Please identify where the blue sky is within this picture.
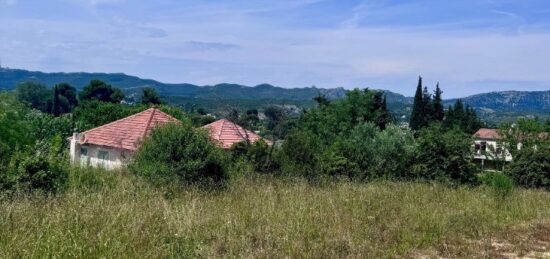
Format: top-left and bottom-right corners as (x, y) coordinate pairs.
(1, 0), (550, 97)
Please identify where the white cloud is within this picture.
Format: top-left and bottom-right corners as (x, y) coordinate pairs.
(1, 0), (549, 97)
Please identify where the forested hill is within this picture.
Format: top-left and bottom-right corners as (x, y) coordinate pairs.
(1, 68), (549, 122)
(0, 68), (347, 100)
(445, 91), (550, 112)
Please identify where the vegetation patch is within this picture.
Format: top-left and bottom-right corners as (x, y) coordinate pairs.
(1, 174), (550, 258)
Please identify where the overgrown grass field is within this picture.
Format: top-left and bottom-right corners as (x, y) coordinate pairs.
(1, 169), (550, 258)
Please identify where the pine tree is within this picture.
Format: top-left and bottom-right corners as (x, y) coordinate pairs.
(141, 87), (162, 105)
(409, 76), (424, 130)
(443, 105), (455, 128)
(313, 94), (330, 107)
(433, 82), (444, 121)
(453, 99), (465, 127)
(422, 86), (433, 127)
(442, 99), (483, 133)
(464, 105), (483, 134)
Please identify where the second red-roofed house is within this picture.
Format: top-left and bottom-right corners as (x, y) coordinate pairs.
(69, 108), (178, 170)
(202, 119), (267, 149)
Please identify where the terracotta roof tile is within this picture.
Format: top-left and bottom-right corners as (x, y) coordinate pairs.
(202, 119), (265, 148)
(473, 128), (502, 140)
(77, 108), (178, 151)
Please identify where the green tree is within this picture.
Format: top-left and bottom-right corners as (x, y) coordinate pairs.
(141, 87), (162, 105)
(372, 91), (392, 129)
(422, 86), (434, 126)
(0, 93), (33, 164)
(51, 83), (78, 116)
(412, 123), (478, 184)
(410, 76), (424, 130)
(73, 101), (146, 131)
(313, 94), (330, 107)
(79, 80), (124, 103)
(433, 82), (444, 121)
(443, 100), (482, 134)
(15, 81), (52, 112)
(506, 145), (550, 189)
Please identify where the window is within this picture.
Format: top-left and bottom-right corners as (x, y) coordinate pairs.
(474, 143), (481, 151)
(80, 147), (88, 156)
(98, 150), (109, 161)
(480, 141), (487, 151)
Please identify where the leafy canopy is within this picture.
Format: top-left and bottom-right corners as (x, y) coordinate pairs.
(79, 80), (124, 103)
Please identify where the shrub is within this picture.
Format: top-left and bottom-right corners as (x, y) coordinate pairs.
(0, 150), (68, 194)
(505, 145), (550, 190)
(479, 171), (514, 198)
(281, 123), (416, 182)
(279, 130), (320, 178)
(230, 140), (272, 173)
(130, 123), (228, 186)
(412, 123), (478, 184)
(334, 123), (415, 180)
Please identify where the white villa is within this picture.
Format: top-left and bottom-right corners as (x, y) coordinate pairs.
(473, 128), (515, 169)
(69, 108), (178, 170)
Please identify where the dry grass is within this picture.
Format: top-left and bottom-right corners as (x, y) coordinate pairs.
(1, 169), (550, 258)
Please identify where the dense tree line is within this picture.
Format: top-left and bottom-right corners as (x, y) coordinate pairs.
(1, 77), (549, 195)
(410, 77), (483, 133)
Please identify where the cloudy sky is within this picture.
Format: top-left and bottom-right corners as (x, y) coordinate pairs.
(1, 0), (549, 97)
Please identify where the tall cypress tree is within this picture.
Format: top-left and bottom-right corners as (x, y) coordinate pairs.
(443, 105), (454, 128)
(433, 82), (444, 121)
(378, 94), (391, 130)
(422, 86), (433, 127)
(454, 99), (465, 125)
(410, 76), (424, 130)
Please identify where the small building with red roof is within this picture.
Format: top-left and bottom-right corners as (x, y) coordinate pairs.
(473, 128), (502, 140)
(202, 119), (266, 149)
(472, 128), (513, 169)
(69, 108), (178, 169)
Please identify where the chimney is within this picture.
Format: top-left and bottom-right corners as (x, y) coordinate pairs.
(69, 132), (80, 164)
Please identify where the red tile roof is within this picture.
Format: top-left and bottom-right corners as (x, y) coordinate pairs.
(202, 119), (264, 149)
(473, 128), (502, 140)
(76, 108), (178, 151)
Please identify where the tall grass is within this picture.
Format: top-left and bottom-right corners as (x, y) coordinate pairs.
(1, 169), (550, 258)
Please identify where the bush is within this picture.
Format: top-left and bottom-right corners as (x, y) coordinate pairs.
(279, 130), (320, 178)
(130, 123), (228, 186)
(281, 123), (415, 182)
(479, 171), (514, 198)
(334, 123), (415, 180)
(230, 140), (272, 173)
(0, 150), (68, 194)
(506, 145), (550, 190)
(412, 123), (478, 184)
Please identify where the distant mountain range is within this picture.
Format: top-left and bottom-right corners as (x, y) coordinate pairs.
(0, 68), (348, 100)
(1, 67), (549, 124)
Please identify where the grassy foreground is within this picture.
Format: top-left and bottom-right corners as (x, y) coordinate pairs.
(1, 170), (550, 258)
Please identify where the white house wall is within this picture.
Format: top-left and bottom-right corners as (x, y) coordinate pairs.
(70, 138), (131, 170)
(473, 139), (513, 162)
